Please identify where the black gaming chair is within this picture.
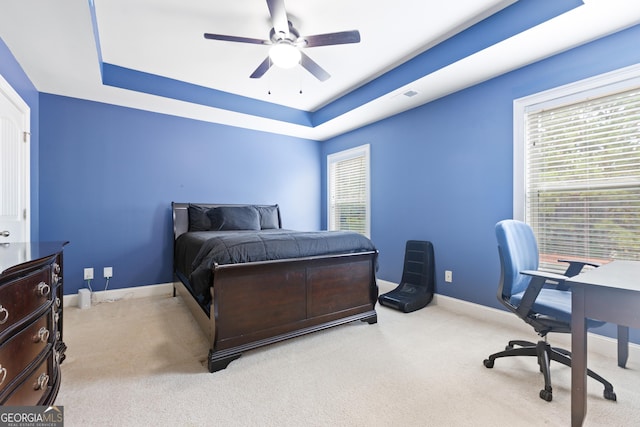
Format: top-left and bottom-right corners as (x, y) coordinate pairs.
(378, 240), (434, 313)
(483, 220), (616, 402)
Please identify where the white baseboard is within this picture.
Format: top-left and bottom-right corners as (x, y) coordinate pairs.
(63, 282), (174, 308)
(378, 279), (639, 361)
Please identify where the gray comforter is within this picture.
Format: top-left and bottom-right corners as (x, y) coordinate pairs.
(175, 229), (376, 302)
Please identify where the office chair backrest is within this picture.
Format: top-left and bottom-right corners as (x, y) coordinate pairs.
(495, 220), (539, 300)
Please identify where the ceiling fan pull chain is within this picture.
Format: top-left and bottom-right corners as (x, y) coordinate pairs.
(268, 58), (272, 95)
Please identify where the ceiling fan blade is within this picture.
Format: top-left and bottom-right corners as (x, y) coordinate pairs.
(249, 57), (273, 79)
(266, 0), (290, 38)
(303, 30), (361, 48)
(204, 33), (270, 45)
(300, 52), (330, 82)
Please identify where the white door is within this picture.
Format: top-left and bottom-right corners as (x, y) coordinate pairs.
(0, 74), (30, 243)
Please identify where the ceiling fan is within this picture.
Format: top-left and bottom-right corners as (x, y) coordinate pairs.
(203, 0), (361, 82)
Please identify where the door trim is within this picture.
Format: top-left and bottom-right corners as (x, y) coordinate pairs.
(0, 73), (31, 242)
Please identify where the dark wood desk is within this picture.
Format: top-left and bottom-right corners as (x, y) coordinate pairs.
(568, 260), (640, 426)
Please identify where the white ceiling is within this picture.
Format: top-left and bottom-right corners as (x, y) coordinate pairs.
(95, 0), (508, 112)
(1, 0), (640, 140)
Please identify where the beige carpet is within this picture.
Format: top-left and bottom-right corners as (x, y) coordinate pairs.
(55, 282), (639, 426)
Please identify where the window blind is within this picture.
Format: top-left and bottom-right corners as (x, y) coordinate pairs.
(328, 145), (370, 237)
(525, 86), (640, 271)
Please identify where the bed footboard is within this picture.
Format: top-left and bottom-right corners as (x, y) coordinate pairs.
(203, 250), (378, 372)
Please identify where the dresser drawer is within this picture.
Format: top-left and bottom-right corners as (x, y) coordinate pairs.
(0, 267), (53, 336)
(0, 311), (51, 391)
(2, 352), (54, 406)
(0, 242), (66, 406)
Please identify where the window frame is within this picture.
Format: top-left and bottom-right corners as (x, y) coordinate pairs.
(327, 144), (371, 238)
(513, 63), (640, 267)
(514, 63), (640, 219)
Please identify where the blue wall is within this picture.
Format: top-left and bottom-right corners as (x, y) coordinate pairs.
(3, 20), (639, 343)
(321, 24), (640, 342)
(0, 38), (40, 239)
(38, 95), (321, 294)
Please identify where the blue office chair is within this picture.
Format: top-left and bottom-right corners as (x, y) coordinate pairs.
(483, 220), (616, 402)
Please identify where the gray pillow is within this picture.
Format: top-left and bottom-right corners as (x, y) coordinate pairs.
(188, 204), (211, 231)
(255, 205), (280, 229)
(207, 206), (261, 231)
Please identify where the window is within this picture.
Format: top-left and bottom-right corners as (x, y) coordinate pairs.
(514, 64), (640, 271)
(327, 144), (370, 237)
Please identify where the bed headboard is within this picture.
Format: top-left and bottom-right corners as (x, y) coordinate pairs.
(172, 202), (282, 240)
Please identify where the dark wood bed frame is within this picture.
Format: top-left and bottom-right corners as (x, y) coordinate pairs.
(172, 202), (379, 372)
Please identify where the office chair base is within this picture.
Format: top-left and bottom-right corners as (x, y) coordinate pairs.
(483, 339), (617, 402)
(540, 387), (553, 402)
(604, 389), (617, 401)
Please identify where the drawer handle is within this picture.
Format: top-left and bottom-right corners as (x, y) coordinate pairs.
(0, 305), (8, 324)
(53, 262), (61, 274)
(34, 373), (49, 390)
(0, 365), (6, 385)
(34, 327), (50, 343)
(37, 282), (50, 297)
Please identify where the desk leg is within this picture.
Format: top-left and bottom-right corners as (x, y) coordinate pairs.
(618, 325), (629, 368)
(572, 287), (588, 427)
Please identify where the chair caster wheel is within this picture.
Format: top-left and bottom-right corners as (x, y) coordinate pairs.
(483, 359), (494, 368)
(604, 389), (617, 401)
(539, 389), (553, 402)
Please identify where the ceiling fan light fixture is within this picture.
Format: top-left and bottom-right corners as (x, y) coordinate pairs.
(269, 42), (301, 69)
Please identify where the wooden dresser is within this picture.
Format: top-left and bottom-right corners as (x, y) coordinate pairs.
(0, 241), (68, 405)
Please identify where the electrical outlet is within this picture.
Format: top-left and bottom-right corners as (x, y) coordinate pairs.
(84, 268), (94, 280)
(445, 270), (453, 283)
(104, 267), (113, 278)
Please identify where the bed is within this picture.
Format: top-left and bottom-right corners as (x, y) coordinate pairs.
(172, 202), (379, 372)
